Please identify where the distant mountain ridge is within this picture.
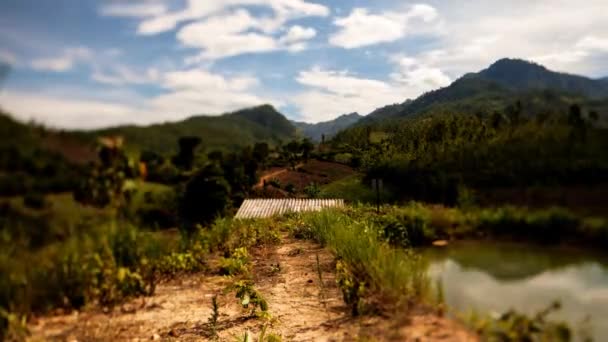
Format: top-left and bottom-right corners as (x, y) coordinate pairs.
(292, 112), (363, 141)
(364, 58), (608, 122)
(92, 104), (297, 154)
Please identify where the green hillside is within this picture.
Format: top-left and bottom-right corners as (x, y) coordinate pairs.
(364, 59), (608, 123)
(92, 104), (297, 154)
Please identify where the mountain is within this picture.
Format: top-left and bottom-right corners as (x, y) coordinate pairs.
(93, 104), (297, 154)
(475, 58), (608, 98)
(365, 58), (608, 122)
(293, 112), (363, 142)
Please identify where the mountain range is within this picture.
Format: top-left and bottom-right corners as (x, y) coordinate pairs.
(2, 58), (607, 158)
(364, 58), (608, 122)
(292, 113), (363, 142)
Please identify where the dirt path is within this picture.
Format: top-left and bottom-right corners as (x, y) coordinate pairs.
(255, 164), (304, 189)
(27, 235), (476, 341)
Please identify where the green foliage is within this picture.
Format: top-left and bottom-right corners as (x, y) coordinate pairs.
(336, 108), (608, 205)
(229, 280), (269, 317)
(303, 182), (321, 198)
(336, 260), (366, 316)
(292, 209), (431, 307)
(73, 142), (137, 209)
(92, 105), (296, 155)
(178, 164), (231, 234)
(219, 247), (250, 276)
(172, 136), (202, 170)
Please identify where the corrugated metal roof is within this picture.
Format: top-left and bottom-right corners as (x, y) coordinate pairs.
(234, 198), (344, 219)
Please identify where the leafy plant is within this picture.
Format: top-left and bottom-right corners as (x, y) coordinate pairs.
(219, 247), (250, 276)
(336, 260), (366, 316)
(207, 295), (220, 340)
(229, 280), (269, 317)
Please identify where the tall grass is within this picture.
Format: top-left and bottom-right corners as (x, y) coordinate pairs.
(296, 210), (431, 308)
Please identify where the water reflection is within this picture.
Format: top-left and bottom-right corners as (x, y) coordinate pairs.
(423, 241), (608, 341)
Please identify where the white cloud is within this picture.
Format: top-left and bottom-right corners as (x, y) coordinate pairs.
(30, 47), (92, 72)
(280, 25), (316, 44)
(329, 4), (440, 49)
(100, 2), (167, 18)
(406, 0), (608, 78)
(293, 67), (404, 122)
(292, 58), (452, 122)
(0, 90), (145, 129)
(91, 65), (160, 85)
(136, 0), (329, 35)
(0, 68), (279, 128)
(177, 10), (279, 60)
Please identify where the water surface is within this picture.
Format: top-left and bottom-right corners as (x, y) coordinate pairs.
(423, 241), (608, 340)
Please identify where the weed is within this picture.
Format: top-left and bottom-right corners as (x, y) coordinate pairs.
(207, 295), (219, 340)
(229, 280), (269, 317)
(219, 247), (250, 276)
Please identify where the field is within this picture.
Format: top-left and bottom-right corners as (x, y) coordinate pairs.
(257, 160), (355, 194)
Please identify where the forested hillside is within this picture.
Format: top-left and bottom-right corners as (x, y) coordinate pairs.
(364, 59), (608, 123)
(92, 104), (297, 154)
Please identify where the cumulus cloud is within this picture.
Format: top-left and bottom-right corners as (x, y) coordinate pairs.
(293, 67), (404, 122)
(292, 58), (452, 122)
(134, 0), (328, 35)
(0, 67), (278, 128)
(177, 10), (280, 60)
(0, 90), (145, 129)
(329, 4), (440, 49)
(407, 0), (608, 77)
(116, 0), (329, 60)
(280, 25), (317, 44)
(30, 47), (92, 72)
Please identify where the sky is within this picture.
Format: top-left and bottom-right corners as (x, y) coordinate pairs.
(0, 0), (607, 129)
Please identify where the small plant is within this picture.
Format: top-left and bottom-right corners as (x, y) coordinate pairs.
(219, 247), (250, 276)
(303, 182), (321, 198)
(259, 324), (283, 342)
(229, 280), (269, 317)
(207, 295), (220, 340)
(336, 260), (365, 316)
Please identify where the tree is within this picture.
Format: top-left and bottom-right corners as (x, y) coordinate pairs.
(301, 139), (314, 162)
(253, 142), (269, 167)
(172, 136), (202, 170)
(178, 164), (231, 234)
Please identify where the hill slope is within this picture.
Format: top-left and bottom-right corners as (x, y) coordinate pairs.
(364, 58), (608, 122)
(93, 104), (297, 154)
(293, 113), (362, 141)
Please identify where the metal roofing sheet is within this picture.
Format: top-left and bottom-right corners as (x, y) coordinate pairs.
(234, 198), (344, 219)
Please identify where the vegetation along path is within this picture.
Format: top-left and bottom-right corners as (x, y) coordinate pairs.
(27, 232), (475, 341)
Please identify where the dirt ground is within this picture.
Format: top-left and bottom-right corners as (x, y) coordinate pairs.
(256, 160), (355, 193)
(27, 235), (476, 342)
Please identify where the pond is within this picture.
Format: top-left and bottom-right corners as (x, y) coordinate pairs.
(423, 241), (608, 341)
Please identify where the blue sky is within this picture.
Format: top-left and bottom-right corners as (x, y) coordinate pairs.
(0, 0), (607, 129)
